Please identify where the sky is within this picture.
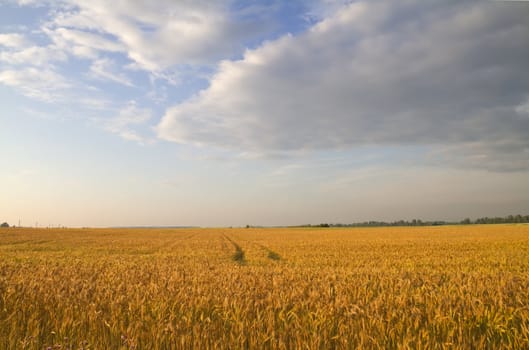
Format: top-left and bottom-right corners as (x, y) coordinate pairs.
(1, 0), (529, 227)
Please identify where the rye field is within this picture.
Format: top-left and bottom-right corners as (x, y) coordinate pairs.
(1, 225), (529, 349)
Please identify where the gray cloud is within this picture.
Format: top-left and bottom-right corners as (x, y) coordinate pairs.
(157, 1), (529, 170)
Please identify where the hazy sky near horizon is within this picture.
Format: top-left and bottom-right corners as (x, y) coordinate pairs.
(1, 0), (529, 227)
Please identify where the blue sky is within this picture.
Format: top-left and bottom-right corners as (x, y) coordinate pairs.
(1, 0), (529, 227)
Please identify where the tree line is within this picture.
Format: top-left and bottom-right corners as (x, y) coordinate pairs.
(301, 214), (529, 228)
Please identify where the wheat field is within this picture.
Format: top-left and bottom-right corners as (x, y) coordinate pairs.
(1, 225), (529, 349)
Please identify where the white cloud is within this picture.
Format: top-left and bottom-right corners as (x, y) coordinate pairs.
(0, 45), (67, 66)
(157, 1), (529, 171)
(0, 68), (70, 102)
(15, 0), (41, 5)
(89, 58), (134, 87)
(0, 33), (30, 48)
(100, 101), (153, 143)
(0, 0), (287, 110)
(47, 27), (125, 58)
(45, 0), (266, 72)
(76, 97), (113, 110)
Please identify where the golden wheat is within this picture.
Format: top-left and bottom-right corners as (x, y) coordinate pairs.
(1, 225), (528, 349)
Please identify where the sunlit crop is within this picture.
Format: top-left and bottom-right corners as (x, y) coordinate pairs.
(1, 225), (529, 349)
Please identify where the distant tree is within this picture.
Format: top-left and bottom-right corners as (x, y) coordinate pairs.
(1, 222), (9, 228)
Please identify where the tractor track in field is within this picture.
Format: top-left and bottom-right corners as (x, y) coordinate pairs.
(255, 243), (282, 261)
(222, 234), (246, 265)
(226, 234), (283, 262)
(219, 234), (230, 253)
